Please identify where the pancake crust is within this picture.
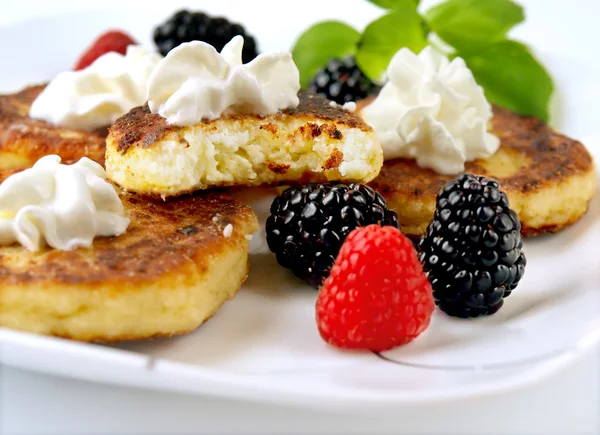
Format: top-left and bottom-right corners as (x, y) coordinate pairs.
(0, 190), (259, 342)
(106, 91), (382, 197)
(0, 84), (106, 170)
(112, 91), (371, 155)
(368, 105), (597, 237)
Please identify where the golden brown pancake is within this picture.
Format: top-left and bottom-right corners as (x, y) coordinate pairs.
(0, 84), (106, 170)
(366, 105), (597, 237)
(0, 188), (258, 342)
(105, 91), (383, 197)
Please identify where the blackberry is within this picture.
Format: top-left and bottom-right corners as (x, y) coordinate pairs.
(418, 173), (526, 318)
(266, 183), (399, 286)
(153, 10), (259, 63)
(308, 57), (379, 105)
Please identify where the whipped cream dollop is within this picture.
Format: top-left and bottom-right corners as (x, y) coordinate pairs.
(29, 46), (162, 131)
(0, 155), (129, 252)
(362, 47), (500, 174)
(147, 36), (300, 125)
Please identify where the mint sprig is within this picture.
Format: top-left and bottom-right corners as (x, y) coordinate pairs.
(459, 41), (553, 121)
(367, 0), (420, 8)
(291, 0), (554, 121)
(291, 21), (361, 88)
(356, 4), (427, 81)
(426, 0), (525, 50)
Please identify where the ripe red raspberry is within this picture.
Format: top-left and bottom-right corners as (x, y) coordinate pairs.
(316, 225), (434, 351)
(73, 30), (137, 71)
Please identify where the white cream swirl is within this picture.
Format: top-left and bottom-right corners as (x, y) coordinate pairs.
(147, 36), (300, 125)
(362, 47), (500, 174)
(29, 46), (162, 131)
(0, 155), (129, 252)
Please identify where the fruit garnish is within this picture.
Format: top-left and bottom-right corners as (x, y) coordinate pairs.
(308, 56), (380, 104)
(153, 10), (259, 63)
(266, 183), (399, 286)
(418, 173), (526, 318)
(73, 30), (137, 71)
(316, 225), (434, 351)
(291, 0), (553, 121)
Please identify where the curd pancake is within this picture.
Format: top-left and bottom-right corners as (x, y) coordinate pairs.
(0, 85), (107, 170)
(367, 105), (597, 238)
(105, 91), (383, 197)
(0, 189), (258, 342)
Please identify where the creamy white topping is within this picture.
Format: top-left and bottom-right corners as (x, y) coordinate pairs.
(29, 46), (162, 131)
(328, 101), (357, 112)
(0, 155), (129, 252)
(362, 47), (500, 174)
(147, 36), (300, 125)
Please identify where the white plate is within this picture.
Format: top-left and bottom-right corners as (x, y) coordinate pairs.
(0, 4), (599, 412)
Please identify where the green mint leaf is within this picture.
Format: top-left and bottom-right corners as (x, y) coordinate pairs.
(356, 4), (427, 82)
(291, 21), (361, 88)
(425, 0), (524, 49)
(367, 0), (420, 8)
(458, 40), (553, 121)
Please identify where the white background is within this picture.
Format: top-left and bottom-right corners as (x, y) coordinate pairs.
(0, 1), (599, 434)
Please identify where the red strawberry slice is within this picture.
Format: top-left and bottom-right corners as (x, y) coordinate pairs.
(74, 30), (137, 71)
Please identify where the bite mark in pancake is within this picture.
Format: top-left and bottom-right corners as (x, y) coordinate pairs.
(111, 91), (371, 154)
(106, 91), (382, 197)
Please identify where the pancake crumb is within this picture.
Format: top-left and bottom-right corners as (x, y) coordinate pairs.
(342, 102), (356, 112)
(328, 101), (357, 112)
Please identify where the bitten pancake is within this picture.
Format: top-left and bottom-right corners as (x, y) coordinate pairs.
(0, 84), (106, 170)
(367, 105), (597, 237)
(0, 190), (258, 342)
(105, 91), (383, 197)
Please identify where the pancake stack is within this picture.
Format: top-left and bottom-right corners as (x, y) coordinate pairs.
(0, 85), (382, 342)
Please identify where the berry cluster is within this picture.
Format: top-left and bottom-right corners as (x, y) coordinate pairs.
(267, 174), (526, 351)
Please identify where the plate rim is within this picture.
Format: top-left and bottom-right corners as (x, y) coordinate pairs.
(0, 8), (599, 411)
(2, 317), (600, 410)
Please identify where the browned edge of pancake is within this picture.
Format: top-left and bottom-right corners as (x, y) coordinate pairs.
(519, 208), (591, 238)
(109, 167), (354, 200)
(0, 84), (107, 168)
(401, 209), (591, 241)
(0, 191), (258, 287)
(44, 285), (241, 343)
(369, 105), (595, 199)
